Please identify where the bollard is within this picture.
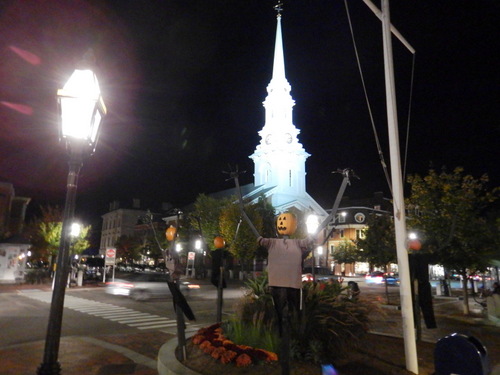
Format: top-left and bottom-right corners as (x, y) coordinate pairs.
(77, 270), (83, 286)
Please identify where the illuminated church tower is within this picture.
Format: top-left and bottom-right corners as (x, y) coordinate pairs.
(248, 10), (326, 217)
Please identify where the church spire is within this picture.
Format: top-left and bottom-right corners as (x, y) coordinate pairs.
(272, 2), (286, 83)
(250, 3), (310, 206)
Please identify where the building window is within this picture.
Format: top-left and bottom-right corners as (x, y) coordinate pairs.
(340, 229), (344, 238)
(356, 229), (365, 240)
(354, 212), (365, 223)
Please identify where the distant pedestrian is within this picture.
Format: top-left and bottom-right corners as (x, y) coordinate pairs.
(347, 281), (360, 299)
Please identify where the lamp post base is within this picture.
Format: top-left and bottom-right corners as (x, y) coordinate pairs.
(37, 361), (61, 375)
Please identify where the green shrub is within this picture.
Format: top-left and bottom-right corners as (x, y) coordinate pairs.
(233, 271), (276, 328)
(24, 268), (50, 284)
(291, 281), (371, 363)
(231, 273), (372, 364)
(223, 316), (280, 353)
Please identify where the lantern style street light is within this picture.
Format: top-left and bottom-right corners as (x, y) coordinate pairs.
(38, 51), (106, 375)
(306, 214), (319, 281)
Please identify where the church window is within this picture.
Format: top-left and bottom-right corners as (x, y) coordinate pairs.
(289, 170), (292, 187)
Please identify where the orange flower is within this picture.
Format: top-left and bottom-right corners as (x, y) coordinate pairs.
(211, 346), (226, 360)
(220, 350), (237, 364)
(192, 335), (206, 345)
(235, 353), (252, 367)
(203, 344), (215, 355)
(258, 349), (278, 362)
(200, 340), (215, 354)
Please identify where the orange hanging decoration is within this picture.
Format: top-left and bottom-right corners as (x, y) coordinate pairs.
(408, 239), (422, 251)
(214, 236), (225, 249)
(166, 225), (177, 241)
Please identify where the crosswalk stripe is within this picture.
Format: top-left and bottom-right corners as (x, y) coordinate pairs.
(138, 323), (178, 330)
(128, 321), (172, 327)
(19, 290), (194, 332)
(107, 313), (152, 321)
(114, 316), (166, 323)
(88, 310), (135, 318)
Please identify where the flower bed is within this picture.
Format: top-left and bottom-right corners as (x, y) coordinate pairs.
(191, 323), (278, 367)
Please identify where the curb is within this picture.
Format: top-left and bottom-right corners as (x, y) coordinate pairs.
(157, 338), (199, 375)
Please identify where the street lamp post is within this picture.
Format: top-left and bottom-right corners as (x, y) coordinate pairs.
(306, 214), (319, 281)
(38, 51), (106, 375)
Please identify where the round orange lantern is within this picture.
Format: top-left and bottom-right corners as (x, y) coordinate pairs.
(165, 225), (177, 241)
(408, 239), (422, 251)
(276, 212), (297, 236)
(214, 236), (225, 249)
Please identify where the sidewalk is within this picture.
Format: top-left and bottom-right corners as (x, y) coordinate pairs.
(0, 282), (168, 375)
(0, 334), (163, 375)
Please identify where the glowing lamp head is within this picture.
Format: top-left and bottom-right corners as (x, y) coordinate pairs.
(57, 53), (106, 154)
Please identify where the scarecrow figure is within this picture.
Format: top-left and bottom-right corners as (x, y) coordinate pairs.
(228, 167), (355, 375)
(257, 213), (313, 332)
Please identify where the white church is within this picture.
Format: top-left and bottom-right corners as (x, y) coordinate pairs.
(242, 11), (327, 219)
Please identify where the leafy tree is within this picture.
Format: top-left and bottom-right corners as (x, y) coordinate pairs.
(71, 225), (91, 255)
(25, 205), (90, 265)
(36, 222), (90, 264)
(190, 194), (233, 251)
(114, 234), (142, 262)
(253, 196), (276, 238)
(38, 222), (62, 261)
(357, 213), (396, 270)
(357, 213), (396, 302)
(25, 205), (63, 263)
(220, 202), (263, 272)
(406, 167), (499, 314)
(333, 239), (360, 265)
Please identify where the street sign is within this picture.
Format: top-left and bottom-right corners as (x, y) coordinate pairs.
(105, 248), (116, 265)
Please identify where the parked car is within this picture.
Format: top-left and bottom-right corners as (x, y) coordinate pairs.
(105, 272), (198, 301)
(302, 266), (336, 283)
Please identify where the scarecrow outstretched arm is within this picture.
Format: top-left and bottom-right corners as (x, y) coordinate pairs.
(314, 168), (355, 237)
(241, 210), (260, 238)
(230, 170), (261, 238)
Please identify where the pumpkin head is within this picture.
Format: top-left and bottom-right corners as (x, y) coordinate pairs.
(165, 225), (177, 241)
(214, 236), (225, 249)
(276, 212), (297, 236)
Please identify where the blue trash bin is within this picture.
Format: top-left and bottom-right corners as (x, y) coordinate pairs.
(434, 333), (489, 375)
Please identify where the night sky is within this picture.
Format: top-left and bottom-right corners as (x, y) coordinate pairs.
(1, 0), (499, 228)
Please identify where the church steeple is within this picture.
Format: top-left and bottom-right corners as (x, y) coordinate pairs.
(250, 6), (311, 210)
(270, 12), (287, 88)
